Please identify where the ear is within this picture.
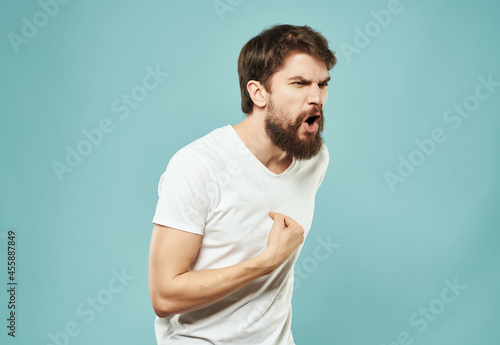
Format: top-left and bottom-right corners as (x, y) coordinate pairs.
(246, 80), (268, 109)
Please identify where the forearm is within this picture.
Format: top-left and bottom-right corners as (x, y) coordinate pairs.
(152, 252), (274, 317)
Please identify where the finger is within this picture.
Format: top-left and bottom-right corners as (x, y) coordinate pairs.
(282, 215), (296, 227)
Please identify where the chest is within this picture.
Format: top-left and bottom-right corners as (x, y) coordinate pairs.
(196, 169), (317, 269)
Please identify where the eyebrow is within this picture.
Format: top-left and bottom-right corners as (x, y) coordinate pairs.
(288, 75), (331, 84)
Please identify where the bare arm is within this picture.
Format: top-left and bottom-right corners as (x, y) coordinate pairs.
(148, 212), (304, 318)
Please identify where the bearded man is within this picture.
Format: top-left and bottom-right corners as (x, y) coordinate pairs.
(149, 24), (337, 345)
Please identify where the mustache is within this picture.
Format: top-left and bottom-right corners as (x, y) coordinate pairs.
(299, 106), (323, 122)
(291, 106), (325, 131)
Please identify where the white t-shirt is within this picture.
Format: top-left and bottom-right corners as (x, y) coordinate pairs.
(152, 124), (329, 345)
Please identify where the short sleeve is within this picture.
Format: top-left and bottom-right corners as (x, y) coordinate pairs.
(152, 147), (211, 235)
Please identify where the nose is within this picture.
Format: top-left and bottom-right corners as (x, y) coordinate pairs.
(307, 83), (325, 107)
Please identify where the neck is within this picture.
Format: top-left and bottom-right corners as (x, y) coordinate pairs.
(232, 110), (292, 174)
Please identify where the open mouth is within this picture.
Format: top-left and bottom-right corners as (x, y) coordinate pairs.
(305, 115), (319, 125)
(303, 114), (320, 133)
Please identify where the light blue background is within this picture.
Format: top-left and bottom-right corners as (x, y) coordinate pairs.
(1, 0), (499, 344)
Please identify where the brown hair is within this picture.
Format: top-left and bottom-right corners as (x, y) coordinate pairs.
(237, 24), (337, 115)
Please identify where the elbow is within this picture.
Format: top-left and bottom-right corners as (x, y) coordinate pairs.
(152, 306), (173, 319)
(150, 294), (181, 318)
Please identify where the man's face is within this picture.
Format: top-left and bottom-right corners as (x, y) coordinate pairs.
(264, 53), (330, 160)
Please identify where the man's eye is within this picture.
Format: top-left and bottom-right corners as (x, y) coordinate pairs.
(293, 82), (305, 85)
(319, 83), (328, 87)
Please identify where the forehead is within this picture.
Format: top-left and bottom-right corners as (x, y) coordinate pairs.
(273, 52), (329, 80)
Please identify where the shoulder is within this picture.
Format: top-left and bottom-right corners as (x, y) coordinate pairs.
(166, 125), (232, 173)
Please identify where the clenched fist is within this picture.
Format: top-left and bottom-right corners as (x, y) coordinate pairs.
(263, 211), (305, 272)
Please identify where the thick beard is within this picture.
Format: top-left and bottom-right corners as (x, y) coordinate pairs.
(264, 99), (325, 160)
